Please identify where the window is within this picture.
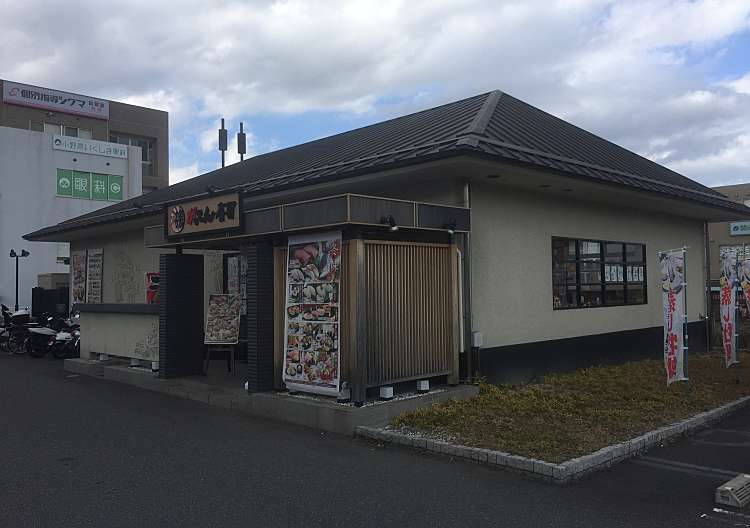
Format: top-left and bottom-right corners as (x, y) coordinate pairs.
(35, 122), (91, 138)
(552, 237), (647, 309)
(110, 132), (155, 176)
(44, 122), (62, 135)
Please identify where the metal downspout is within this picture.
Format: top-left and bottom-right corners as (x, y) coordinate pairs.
(462, 180), (473, 382)
(704, 220), (711, 352)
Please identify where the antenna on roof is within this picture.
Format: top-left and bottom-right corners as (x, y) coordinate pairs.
(238, 122), (246, 162)
(218, 118), (227, 168)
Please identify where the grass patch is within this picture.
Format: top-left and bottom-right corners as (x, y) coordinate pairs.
(392, 353), (750, 463)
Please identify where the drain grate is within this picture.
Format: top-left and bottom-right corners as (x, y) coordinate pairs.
(716, 474), (750, 508)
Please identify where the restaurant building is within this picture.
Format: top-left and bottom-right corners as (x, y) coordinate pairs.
(0, 79), (168, 309)
(25, 90), (750, 401)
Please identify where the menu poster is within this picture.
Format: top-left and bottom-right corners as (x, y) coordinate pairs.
(85, 249), (103, 304)
(283, 231), (342, 397)
(226, 255), (247, 315)
(204, 294), (241, 345)
(71, 250), (87, 304)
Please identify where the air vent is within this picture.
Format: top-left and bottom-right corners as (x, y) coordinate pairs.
(716, 474), (750, 508)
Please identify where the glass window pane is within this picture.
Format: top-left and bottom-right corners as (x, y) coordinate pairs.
(30, 121), (44, 132)
(579, 241), (600, 259)
(605, 243), (624, 262)
(142, 162), (153, 177)
(44, 123), (61, 135)
(604, 264), (624, 282)
(626, 244), (644, 263)
(627, 265), (645, 283)
(604, 284), (625, 305)
(627, 283), (646, 304)
(553, 284), (578, 308)
(64, 126), (78, 137)
(78, 128), (92, 139)
(109, 134), (118, 143)
(552, 238), (575, 264)
(580, 284), (603, 307)
(580, 261), (601, 283)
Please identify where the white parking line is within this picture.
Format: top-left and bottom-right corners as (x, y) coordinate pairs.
(633, 456), (740, 480)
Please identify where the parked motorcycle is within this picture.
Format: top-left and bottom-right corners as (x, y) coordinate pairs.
(0, 304), (11, 352)
(49, 313), (80, 359)
(27, 314), (60, 358)
(5, 308), (33, 355)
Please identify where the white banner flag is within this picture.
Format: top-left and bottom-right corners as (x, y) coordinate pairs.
(660, 249), (688, 384)
(282, 231), (342, 397)
(720, 247), (739, 367)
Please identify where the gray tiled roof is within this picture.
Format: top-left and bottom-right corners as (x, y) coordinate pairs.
(25, 90), (748, 239)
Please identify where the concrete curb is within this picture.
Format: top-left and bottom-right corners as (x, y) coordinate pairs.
(355, 395), (750, 484)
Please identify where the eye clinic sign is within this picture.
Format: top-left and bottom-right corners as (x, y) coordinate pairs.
(730, 221), (750, 236)
(166, 193), (241, 238)
(52, 135), (128, 159)
(3, 80), (109, 119)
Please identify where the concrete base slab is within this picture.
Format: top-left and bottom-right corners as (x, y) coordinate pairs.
(63, 358), (478, 435)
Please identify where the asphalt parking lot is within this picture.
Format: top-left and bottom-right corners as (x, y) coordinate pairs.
(2, 353), (750, 527)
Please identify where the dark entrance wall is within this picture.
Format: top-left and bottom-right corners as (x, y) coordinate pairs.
(244, 242), (275, 392)
(159, 254), (205, 378)
(479, 321), (707, 384)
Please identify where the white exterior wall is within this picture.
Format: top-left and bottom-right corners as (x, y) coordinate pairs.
(71, 229), (225, 360)
(0, 126), (141, 308)
(471, 182), (706, 348)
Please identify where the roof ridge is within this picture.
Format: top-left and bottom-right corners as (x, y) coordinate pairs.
(460, 90), (503, 137)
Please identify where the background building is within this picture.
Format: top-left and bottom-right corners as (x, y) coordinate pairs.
(0, 79), (168, 309)
(708, 183), (750, 279)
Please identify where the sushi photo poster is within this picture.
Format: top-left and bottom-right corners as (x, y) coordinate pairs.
(283, 231), (342, 396)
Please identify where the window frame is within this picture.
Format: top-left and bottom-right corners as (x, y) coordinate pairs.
(552, 236), (647, 310)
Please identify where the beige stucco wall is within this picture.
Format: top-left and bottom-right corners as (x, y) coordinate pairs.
(71, 229), (226, 359)
(471, 182), (707, 348)
(80, 312), (159, 361)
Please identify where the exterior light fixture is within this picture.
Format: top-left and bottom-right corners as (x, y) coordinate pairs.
(380, 215), (398, 232)
(443, 218), (457, 235)
(206, 185), (216, 196)
(9, 249), (30, 311)
(539, 184), (551, 188)
(487, 174), (501, 179)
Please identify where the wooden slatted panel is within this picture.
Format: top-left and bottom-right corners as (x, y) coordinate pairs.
(364, 241), (454, 386)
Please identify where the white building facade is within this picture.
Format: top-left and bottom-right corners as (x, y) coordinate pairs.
(0, 125), (142, 309)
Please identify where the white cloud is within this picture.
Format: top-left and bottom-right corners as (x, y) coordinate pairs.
(170, 163), (199, 185)
(2, 0), (750, 186)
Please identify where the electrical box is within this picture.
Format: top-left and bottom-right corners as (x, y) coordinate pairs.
(472, 331), (483, 348)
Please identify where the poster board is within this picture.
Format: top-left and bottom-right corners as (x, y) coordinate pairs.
(71, 250), (87, 304)
(86, 249), (103, 304)
(145, 272), (160, 304)
(204, 294), (241, 345)
(282, 231), (342, 397)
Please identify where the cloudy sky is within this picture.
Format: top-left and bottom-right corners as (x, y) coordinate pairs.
(2, 0), (749, 186)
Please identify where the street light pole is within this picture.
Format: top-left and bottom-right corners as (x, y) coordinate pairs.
(9, 249), (30, 312)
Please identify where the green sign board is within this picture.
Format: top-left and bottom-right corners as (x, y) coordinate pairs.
(72, 170), (91, 199)
(91, 173), (108, 201)
(56, 169), (73, 197)
(108, 175), (123, 201)
(56, 169), (124, 202)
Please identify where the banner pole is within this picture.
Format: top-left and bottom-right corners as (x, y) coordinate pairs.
(683, 247), (689, 386)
